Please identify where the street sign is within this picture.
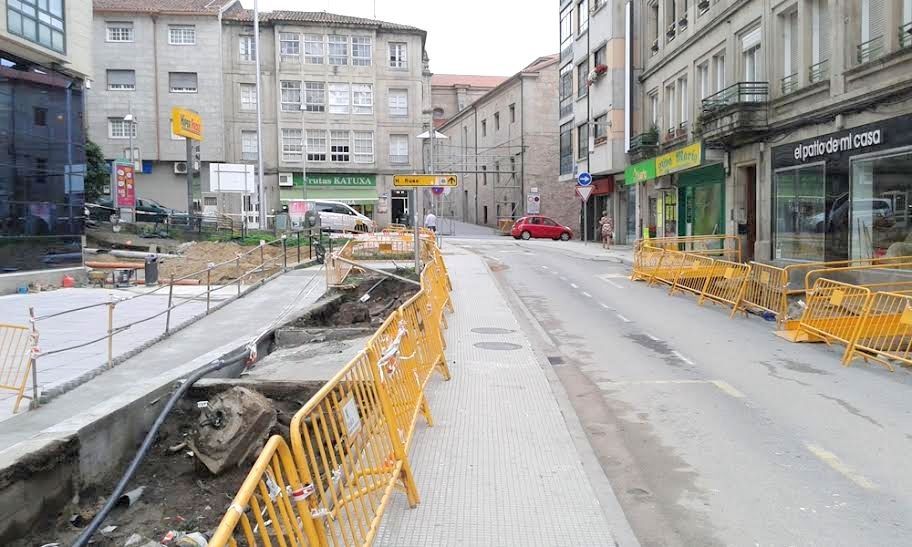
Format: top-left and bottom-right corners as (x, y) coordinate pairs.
(171, 107), (203, 141)
(576, 185), (593, 203)
(393, 174), (458, 187)
(577, 171), (592, 186)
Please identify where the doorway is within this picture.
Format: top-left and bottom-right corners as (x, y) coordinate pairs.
(391, 190), (410, 226)
(742, 165), (757, 262)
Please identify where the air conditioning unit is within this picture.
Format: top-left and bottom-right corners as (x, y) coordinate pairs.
(278, 172), (294, 187)
(174, 161), (188, 174)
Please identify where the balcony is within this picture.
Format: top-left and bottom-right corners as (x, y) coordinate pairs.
(628, 130), (658, 162)
(856, 36), (884, 65)
(901, 22), (912, 49)
(808, 59), (829, 84)
(699, 81), (769, 147)
(780, 73), (798, 95)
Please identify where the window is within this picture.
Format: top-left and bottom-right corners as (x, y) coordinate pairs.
(594, 113), (607, 141)
(281, 128), (303, 161)
(281, 80), (302, 112)
(649, 91), (658, 127)
(8, 0), (65, 53)
(240, 35), (256, 61)
(594, 46), (606, 67)
(241, 130), (258, 161)
(388, 42), (408, 68)
(306, 129), (327, 161)
(741, 28), (761, 81)
(389, 134), (409, 164)
(106, 22), (133, 43)
(169, 72), (198, 93)
(860, 0), (887, 47)
(665, 83), (676, 133)
(389, 88), (408, 116)
(169, 25), (196, 45)
(304, 34), (324, 64)
(240, 83), (257, 111)
(848, 151), (912, 259)
(352, 83), (373, 114)
(494, 112), (500, 131)
(109, 118), (137, 139)
(697, 62), (709, 99)
(713, 53), (726, 92)
(559, 63), (573, 118)
(678, 77), (688, 132)
(328, 83), (350, 114)
(559, 122), (573, 175)
(781, 9), (799, 91)
(577, 60), (589, 97)
(560, 7), (573, 51)
(482, 165), (488, 185)
(35, 158), (47, 185)
(34, 107), (46, 127)
(353, 131), (374, 163)
(510, 157), (516, 177)
(774, 164), (825, 260)
(509, 103), (516, 123)
(330, 130), (350, 162)
(494, 161), (500, 184)
(481, 119), (487, 137)
(577, 124), (588, 159)
(304, 82), (326, 112)
(280, 32), (301, 58)
(107, 69), (135, 91)
(648, 1), (659, 48)
(578, 0), (589, 34)
(352, 36), (372, 66)
(328, 35), (349, 65)
(666, 0), (676, 30)
(810, 0), (831, 79)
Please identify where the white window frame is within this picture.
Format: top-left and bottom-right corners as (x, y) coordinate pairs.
(388, 88), (408, 117)
(328, 83), (350, 114)
(389, 134), (409, 164)
(280, 32), (301, 58)
(352, 83), (373, 115)
(240, 83), (257, 111)
(697, 62), (709, 99)
(241, 130), (258, 161)
(168, 25), (196, 46)
(649, 91), (658, 127)
(328, 35), (349, 65)
(281, 128), (304, 162)
(280, 80), (302, 112)
(240, 35), (256, 62)
(353, 131), (374, 163)
(108, 118), (137, 139)
(106, 23), (134, 43)
(352, 36), (372, 66)
(678, 76), (688, 125)
(107, 69), (135, 91)
(304, 33), (324, 64)
(713, 53), (726, 92)
(388, 42), (408, 68)
(306, 129), (327, 162)
(169, 72), (198, 94)
(304, 81), (326, 112)
(577, 0), (589, 34)
(330, 130), (351, 162)
(665, 83), (676, 131)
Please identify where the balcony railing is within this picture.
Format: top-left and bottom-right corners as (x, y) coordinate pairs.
(629, 131), (658, 149)
(808, 59), (829, 83)
(780, 73), (798, 95)
(901, 22), (912, 49)
(676, 121), (689, 138)
(856, 35), (884, 64)
(701, 81), (769, 114)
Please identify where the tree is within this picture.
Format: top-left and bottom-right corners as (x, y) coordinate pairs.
(85, 139), (108, 203)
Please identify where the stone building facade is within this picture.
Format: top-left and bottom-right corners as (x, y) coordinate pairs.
(431, 74), (507, 127)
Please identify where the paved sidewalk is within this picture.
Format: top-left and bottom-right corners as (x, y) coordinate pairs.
(377, 250), (632, 546)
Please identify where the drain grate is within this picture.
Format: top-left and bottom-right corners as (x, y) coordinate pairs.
(547, 356), (564, 366)
(471, 327), (516, 334)
(473, 341), (523, 351)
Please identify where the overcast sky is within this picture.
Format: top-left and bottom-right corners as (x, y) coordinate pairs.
(240, 0), (556, 76)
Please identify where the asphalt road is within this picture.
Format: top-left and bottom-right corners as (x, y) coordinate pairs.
(450, 236), (912, 547)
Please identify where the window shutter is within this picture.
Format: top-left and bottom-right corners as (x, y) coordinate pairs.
(741, 27), (761, 51)
(865, 0), (886, 41)
(788, 12), (799, 76)
(170, 72), (197, 88)
(108, 70), (134, 86)
(818, 0), (831, 63)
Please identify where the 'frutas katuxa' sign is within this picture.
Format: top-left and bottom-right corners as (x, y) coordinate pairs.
(171, 107), (203, 141)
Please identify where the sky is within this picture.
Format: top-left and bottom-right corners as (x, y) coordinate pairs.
(239, 0), (556, 76)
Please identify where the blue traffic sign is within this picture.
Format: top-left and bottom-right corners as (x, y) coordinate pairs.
(577, 171), (592, 186)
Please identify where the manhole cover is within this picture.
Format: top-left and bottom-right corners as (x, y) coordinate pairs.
(474, 342), (523, 351)
(471, 327), (516, 334)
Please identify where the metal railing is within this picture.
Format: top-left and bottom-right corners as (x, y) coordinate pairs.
(808, 59), (829, 83)
(701, 81), (769, 114)
(781, 73), (799, 95)
(629, 131), (659, 151)
(856, 35), (884, 64)
(901, 22), (912, 48)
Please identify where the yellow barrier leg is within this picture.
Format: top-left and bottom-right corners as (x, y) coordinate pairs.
(435, 355), (452, 381)
(419, 394), (434, 427)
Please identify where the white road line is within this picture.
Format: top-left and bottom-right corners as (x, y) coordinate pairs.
(616, 313), (632, 323)
(711, 380), (745, 399)
(671, 351), (695, 365)
(805, 443), (877, 490)
(581, 292), (592, 298)
(560, 276), (568, 282)
(570, 283), (579, 289)
(600, 302), (614, 310)
(604, 279), (623, 289)
(541, 265), (549, 270)
(644, 333), (661, 341)
(597, 379), (746, 401)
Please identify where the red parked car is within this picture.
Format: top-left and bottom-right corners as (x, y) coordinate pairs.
(511, 215), (573, 241)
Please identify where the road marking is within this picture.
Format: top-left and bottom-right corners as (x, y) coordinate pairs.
(616, 313), (631, 323)
(599, 273), (630, 279)
(600, 303), (613, 310)
(597, 379), (746, 400)
(604, 279), (623, 289)
(711, 380), (745, 399)
(541, 265), (549, 270)
(671, 351), (695, 366)
(581, 292), (592, 298)
(560, 276), (568, 282)
(644, 333), (661, 341)
(805, 443), (876, 490)
(570, 283), (579, 289)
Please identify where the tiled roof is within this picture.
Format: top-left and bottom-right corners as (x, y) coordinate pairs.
(222, 5), (424, 33)
(93, 0), (236, 14)
(431, 74), (509, 88)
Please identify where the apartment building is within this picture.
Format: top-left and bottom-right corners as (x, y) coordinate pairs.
(88, 0), (235, 213)
(630, 0), (912, 262)
(437, 56), (561, 230)
(431, 74), (507, 128)
(559, 0), (633, 243)
(0, 0), (92, 281)
(220, 7), (430, 227)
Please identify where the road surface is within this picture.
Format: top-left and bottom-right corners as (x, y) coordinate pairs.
(450, 236), (912, 547)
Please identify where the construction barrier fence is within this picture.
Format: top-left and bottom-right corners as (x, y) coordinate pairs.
(0, 323), (36, 413)
(212, 233), (453, 546)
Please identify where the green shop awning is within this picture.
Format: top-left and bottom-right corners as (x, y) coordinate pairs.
(676, 163), (724, 187)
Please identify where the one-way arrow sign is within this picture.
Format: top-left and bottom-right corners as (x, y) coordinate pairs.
(576, 185), (593, 203)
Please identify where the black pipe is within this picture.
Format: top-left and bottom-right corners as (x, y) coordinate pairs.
(71, 347), (250, 547)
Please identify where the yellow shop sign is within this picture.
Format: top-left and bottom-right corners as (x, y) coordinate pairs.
(656, 141), (702, 176)
(171, 107), (203, 141)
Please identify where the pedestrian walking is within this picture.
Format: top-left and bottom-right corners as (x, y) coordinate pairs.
(598, 211), (614, 249)
(424, 210), (437, 232)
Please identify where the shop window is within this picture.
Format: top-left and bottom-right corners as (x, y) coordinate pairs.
(849, 151), (912, 259)
(773, 164), (826, 261)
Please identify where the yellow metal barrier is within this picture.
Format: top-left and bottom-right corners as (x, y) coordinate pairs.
(845, 291), (912, 371)
(649, 250), (687, 287)
(730, 262), (789, 322)
(0, 323), (35, 413)
(801, 261), (912, 293)
(209, 435), (321, 546)
(631, 245), (665, 281)
(781, 279), (873, 355)
(640, 235), (741, 263)
(669, 254), (716, 296)
(698, 260), (752, 308)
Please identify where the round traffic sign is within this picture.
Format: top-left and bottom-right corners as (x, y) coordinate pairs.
(577, 171), (592, 186)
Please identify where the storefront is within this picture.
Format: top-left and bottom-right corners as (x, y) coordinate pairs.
(771, 114), (912, 262)
(279, 173), (379, 220)
(583, 176), (615, 242)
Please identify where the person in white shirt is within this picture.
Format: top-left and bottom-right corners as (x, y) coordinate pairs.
(424, 211), (437, 232)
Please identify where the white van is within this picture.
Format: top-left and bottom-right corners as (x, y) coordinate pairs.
(308, 200), (374, 233)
